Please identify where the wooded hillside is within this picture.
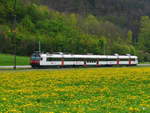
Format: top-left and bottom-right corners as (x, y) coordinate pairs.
(0, 0), (149, 61)
(41, 0), (150, 42)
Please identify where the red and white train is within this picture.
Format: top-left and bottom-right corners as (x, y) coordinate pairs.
(30, 52), (138, 68)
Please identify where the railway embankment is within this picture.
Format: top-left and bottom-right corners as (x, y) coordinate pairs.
(0, 64), (149, 70)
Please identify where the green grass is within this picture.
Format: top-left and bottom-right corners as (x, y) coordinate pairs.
(0, 67), (150, 112)
(140, 62), (150, 64)
(0, 54), (30, 66)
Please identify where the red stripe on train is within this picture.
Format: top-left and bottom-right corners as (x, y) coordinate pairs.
(31, 60), (40, 64)
(61, 58), (64, 66)
(96, 60), (100, 66)
(117, 59), (120, 65)
(129, 59), (131, 65)
(83, 61), (87, 66)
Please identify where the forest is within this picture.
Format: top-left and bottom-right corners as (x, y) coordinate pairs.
(0, 0), (149, 62)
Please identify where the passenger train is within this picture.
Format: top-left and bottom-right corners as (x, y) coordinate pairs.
(30, 52), (138, 68)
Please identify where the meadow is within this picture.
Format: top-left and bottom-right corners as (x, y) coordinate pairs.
(0, 54), (29, 66)
(0, 67), (150, 113)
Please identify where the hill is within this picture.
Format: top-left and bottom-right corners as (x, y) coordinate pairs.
(0, 0), (149, 62)
(41, 0), (150, 41)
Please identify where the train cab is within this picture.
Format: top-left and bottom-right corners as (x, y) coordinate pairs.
(30, 52), (41, 68)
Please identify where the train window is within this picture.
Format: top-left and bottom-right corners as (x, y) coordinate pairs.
(47, 58), (61, 61)
(120, 59), (135, 61)
(131, 58), (136, 61)
(64, 58), (75, 61)
(75, 58), (84, 61)
(120, 59), (128, 61)
(86, 58), (97, 63)
(47, 58), (51, 61)
(119, 59), (126, 61)
(99, 59), (116, 61)
(99, 59), (106, 61)
(31, 56), (41, 60)
(107, 59), (117, 61)
(100, 59), (107, 61)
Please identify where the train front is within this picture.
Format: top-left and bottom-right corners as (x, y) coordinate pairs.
(30, 52), (41, 68)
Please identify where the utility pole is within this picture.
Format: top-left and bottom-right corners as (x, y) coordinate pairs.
(39, 41), (41, 53)
(104, 43), (106, 55)
(102, 38), (106, 55)
(13, 0), (17, 70)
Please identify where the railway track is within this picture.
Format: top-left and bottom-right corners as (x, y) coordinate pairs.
(0, 64), (149, 71)
(0, 65), (31, 69)
(138, 64), (150, 67)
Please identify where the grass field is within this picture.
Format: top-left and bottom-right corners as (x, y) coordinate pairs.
(0, 67), (150, 113)
(0, 54), (29, 66)
(140, 62), (150, 64)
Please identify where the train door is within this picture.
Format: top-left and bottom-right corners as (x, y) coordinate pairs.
(75, 58), (83, 66)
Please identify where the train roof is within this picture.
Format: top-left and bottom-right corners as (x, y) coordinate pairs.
(39, 53), (138, 59)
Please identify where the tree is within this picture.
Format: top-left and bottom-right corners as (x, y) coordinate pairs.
(127, 30), (133, 44)
(138, 16), (150, 51)
(138, 16), (150, 61)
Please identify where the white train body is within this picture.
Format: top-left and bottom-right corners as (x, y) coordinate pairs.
(30, 52), (138, 68)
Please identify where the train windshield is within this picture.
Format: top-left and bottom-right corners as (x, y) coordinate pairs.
(31, 53), (41, 60)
